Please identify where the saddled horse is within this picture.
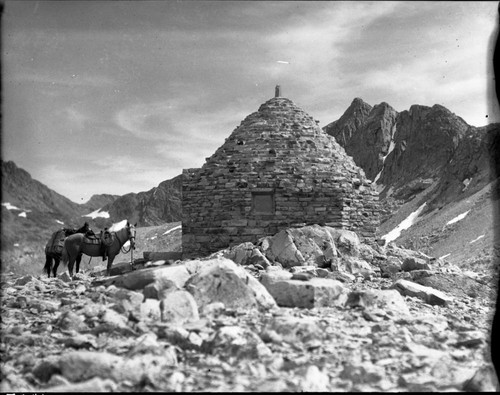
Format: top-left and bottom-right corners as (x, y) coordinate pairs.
(59, 220), (136, 277)
(44, 222), (93, 278)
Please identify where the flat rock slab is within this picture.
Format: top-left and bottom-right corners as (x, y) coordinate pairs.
(98, 264), (191, 291)
(260, 272), (347, 308)
(91, 260), (144, 277)
(412, 272), (491, 299)
(391, 279), (453, 306)
(143, 251), (183, 262)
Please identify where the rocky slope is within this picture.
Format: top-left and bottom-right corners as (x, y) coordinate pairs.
(323, 99), (500, 267)
(99, 175), (182, 229)
(1, 225), (497, 392)
(323, 99), (497, 197)
(1, 160), (182, 263)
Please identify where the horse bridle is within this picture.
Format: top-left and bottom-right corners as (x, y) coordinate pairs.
(119, 224), (136, 254)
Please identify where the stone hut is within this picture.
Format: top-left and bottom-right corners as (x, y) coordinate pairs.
(182, 90), (379, 258)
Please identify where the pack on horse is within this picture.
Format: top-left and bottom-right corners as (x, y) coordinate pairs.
(60, 220), (136, 277)
(44, 222), (93, 277)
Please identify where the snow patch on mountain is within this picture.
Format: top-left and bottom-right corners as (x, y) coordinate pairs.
(82, 208), (110, 219)
(446, 210), (470, 226)
(163, 224), (182, 236)
(374, 139), (395, 184)
(469, 234), (485, 244)
(18, 212), (27, 218)
(381, 202), (427, 245)
(55, 220), (64, 225)
(2, 202), (22, 211)
(109, 219), (128, 232)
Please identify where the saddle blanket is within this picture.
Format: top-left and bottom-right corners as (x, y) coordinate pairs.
(45, 229), (66, 255)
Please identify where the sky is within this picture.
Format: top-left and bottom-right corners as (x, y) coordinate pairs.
(2, 1), (499, 203)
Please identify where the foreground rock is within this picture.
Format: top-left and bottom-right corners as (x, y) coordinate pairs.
(1, 225), (498, 392)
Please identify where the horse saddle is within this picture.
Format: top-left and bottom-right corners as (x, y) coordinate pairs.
(83, 235), (101, 246)
(83, 231), (115, 247)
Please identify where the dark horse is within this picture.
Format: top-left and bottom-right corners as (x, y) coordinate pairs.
(44, 222), (93, 278)
(60, 220), (136, 277)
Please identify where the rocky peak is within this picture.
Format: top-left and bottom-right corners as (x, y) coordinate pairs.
(323, 98), (373, 147)
(383, 103), (471, 190)
(323, 100), (398, 181)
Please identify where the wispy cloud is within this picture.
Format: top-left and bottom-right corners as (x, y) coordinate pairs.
(3, 1), (498, 202)
(10, 70), (114, 88)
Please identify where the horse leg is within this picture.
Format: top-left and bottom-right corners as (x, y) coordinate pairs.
(68, 255), (75, 277)
(106, 255), (115, 277)
(75, 253), (82, 274)
(61, 246), (71, 276)
(52, 257), (60, 277)
(44, 255), (53, 278)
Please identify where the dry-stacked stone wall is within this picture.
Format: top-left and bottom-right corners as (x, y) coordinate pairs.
(182, 97), (379, 258)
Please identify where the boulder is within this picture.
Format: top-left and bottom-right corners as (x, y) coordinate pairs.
(391, 279), (453, 306)
(299, 365), (330, 392)
(223, 242), (271, 268)
(326, 228), (361, 256)
(261, 229), (306, 267)
(184, 257), (277, 311)
(263, 315), (323, 344)
(14, 275), (35, 286)
(54, 310), (88, 332)
(412, 272), (491, 299)
(334, 256), (376, 279)
(345, 289), (410, 317)
(91, 308), (135, 336)
(402, 257), (431, 272)
(105, 265), (191, 292)
(160, 290), (199, 324)
(57, 350), (176, 383)
(45, 377), (117, 392)
(202, 325), (272, 359)
(260, 225), (365, 269)
(379, 256), (403, 277)
(288, 225), (338, 266)
(108, 288), (144, 314)
(260, 271), (347, 308)
(139, 299), (162, 322)
(340, 362), (385, 384)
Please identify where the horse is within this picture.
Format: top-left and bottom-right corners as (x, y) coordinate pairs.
(59, 220), (136, 277)
(44, 222), (93, 278)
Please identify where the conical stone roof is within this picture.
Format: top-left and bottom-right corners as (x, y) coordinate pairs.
(182, 95), (379, 258)
(205, 97), (366, 180)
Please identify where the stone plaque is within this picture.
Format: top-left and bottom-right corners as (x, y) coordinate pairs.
(252, 192), (274, 214)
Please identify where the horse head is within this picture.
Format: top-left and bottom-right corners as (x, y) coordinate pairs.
(127, 221), (137, 250)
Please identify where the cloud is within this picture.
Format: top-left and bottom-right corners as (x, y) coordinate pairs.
(4, 0), (498, 202)
(62, 107), (89, 132)
(10, 71), (114, 88)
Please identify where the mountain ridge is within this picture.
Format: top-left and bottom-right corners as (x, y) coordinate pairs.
(323, 98), (499, 267)
(1, 160), (182, 249)
(2, 98), (498, 269)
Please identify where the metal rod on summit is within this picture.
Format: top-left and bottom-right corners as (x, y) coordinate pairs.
(275, 85), (281, 97)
